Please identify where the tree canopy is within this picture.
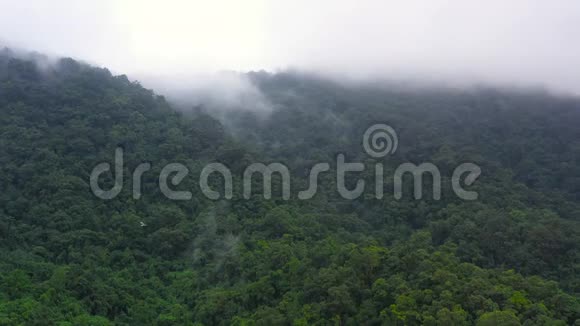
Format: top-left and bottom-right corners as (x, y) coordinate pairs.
(0, 50), (579, 325)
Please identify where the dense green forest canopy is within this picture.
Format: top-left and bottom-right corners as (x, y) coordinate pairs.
(0, 49), (579, 325)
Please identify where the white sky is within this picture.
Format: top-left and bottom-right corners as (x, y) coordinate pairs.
(1, 0), (579, 93)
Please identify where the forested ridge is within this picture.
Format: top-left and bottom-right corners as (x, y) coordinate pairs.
(0, 49), (579, 325)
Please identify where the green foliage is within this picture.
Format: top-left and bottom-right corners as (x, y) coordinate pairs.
(476, 311), (520, 326)
(0, 50), (579, 324)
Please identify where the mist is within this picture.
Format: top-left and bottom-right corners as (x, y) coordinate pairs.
(137, 71), (273, 114)
(1, 0), (579, 96)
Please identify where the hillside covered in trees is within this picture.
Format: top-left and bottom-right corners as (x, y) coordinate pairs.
(0, 50), (579, 325)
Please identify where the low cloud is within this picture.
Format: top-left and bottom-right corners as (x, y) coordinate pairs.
(137, 71), (272, 114)
(1, 0), (579, 95)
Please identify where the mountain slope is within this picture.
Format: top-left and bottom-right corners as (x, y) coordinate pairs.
(0, 51), (578, 325)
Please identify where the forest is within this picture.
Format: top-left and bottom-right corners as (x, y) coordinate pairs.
(0, 49), (579, 325)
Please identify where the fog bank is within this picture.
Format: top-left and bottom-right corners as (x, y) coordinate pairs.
(1, 0), (579, 95)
